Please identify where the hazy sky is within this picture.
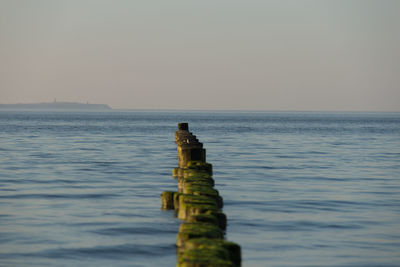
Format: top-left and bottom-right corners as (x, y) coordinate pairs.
(1, 0), (399, 111)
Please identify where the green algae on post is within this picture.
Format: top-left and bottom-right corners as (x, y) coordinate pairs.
(183, 169), (212, 179)
(176, 223), (224, 248)
(187, 212), (227, 230)
(184, 238), (241, 267)
(177, 195), (219, 220)
(177, 248), (235, 267)
(160, 191), (175, 210)
(179, 176), (215, 187)
(186, 213), (219, 227)
(186, 160), (213, 176)
(182, 185), (219, 197)
(160, 123), (241, 266)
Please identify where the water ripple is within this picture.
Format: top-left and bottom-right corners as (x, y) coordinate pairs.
(0, 193), (118, 199)
(1, 110), (399, 267)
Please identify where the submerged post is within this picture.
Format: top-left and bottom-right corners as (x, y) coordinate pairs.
(161, 123), (241, 267)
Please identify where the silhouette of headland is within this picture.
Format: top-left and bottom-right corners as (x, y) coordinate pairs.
(0, 101), (112, 110)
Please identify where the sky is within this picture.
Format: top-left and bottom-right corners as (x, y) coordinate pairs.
(0, 0), (399, 111)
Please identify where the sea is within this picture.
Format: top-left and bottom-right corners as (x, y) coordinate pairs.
(0, 110), (399, 267)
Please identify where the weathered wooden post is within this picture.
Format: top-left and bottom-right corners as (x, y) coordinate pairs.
(161, 123), (241, 267)
(175, 123), (206, 168)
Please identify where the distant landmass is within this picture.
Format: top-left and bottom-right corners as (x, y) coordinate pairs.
(0, 101), (112, 110)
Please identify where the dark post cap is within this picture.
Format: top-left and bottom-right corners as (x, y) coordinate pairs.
(178, 123), (189, 131)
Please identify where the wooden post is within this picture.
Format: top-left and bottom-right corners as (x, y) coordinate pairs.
(161, 123), (241, 266)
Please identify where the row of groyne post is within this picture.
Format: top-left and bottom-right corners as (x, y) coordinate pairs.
(161, 123), (241, 267)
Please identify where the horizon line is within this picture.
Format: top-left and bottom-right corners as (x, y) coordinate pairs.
(1, 102), (399, 113)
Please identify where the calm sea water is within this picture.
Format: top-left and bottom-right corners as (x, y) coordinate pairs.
(0, 110), (399, 267)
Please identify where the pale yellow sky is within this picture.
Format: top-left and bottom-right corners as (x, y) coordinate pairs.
(0, 0), (399, 111)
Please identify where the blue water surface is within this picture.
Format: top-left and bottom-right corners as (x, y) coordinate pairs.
(0, 110), (399, 266)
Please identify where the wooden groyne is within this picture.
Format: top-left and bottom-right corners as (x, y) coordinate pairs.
(161, 123), (241, 267)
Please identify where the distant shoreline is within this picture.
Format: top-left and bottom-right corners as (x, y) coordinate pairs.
(0, 102), (112, 110)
